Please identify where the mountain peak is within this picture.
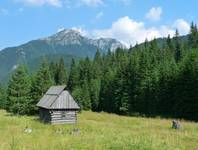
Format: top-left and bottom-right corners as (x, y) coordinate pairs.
(56, 28), (81, 35)
(40, 28), (126, 51)
(42, 28), (84, 46)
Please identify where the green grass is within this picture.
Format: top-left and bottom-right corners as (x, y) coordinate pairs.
(0, 110), (198, 150)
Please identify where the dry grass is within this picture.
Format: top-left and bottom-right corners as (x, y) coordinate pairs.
(0, 110), (197, 150)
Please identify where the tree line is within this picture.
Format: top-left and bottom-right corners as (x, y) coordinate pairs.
(0, 23), (197, 120)
(67, 23), (198, 120)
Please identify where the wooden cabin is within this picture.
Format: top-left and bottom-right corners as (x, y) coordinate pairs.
(36, 85), (80, 124)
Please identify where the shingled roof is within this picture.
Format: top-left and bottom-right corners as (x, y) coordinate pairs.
(36, 85), (80, 110)
(46, 85), (66, 95)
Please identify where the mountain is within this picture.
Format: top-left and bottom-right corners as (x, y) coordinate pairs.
(42, 29), (125, 52)
(0, 29), (126, 83)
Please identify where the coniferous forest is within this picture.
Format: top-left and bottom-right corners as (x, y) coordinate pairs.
(0, 23), (197, 121)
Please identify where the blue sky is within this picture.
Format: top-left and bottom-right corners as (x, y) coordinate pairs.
(0, 0), (197, 49)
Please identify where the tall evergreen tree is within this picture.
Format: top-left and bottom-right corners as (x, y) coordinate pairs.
(144, 38), (149, 50)
(30, 59), (53, 114)
(188, 22), (198, 48)
(55, 58), (67, 85)
(174, 29), (182, 63)
(166, 34), (174, 50)
(7, 66), (30, 115)
(49, 61), (56, 84)
(72, 80), (91, 110)
(67, 58), (79, 91)
(89, 79), (100, 111)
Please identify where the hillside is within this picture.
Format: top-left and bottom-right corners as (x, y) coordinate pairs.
(0, 29), (189, 84)
(0, 110), (197, 150)
(0, 29), (125, 83)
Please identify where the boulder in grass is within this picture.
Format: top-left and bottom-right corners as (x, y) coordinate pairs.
(172, 120), (181, 129)
(24, 127), (32, 133)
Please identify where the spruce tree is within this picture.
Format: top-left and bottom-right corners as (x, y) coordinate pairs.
(188, 22), (198, 48)
(55, 58), (67, 85)
(174, 29), (182, 63)
(89, 79), (100, 111)
(81, 81), (91, 110)
(49, 61), (56, 84)
(166, 34), (174, 50)
(30, 59), (53, 114)
(72, 81), (91, 110)
(67, 59), (79, 91)
(7, 65), (30, 115)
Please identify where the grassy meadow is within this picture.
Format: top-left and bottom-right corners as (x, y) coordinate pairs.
(0, 110), (198, 150)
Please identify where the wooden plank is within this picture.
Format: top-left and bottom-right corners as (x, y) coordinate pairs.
(51, 118), (76, 121)
(51, 114), (76, 117)
(51, 121), (77, 124)
(51, 111), (76, 114)
(51, 121), (76, 124)
(51, 120), (77, 124)
(51, 116), (76, 119)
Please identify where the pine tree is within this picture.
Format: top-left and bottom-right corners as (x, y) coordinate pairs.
(94, 49), (102, 64)
(67, 59), (79, 91)
(188, 22), (198, 48)
(80, 57), (92, 82)
(98, 68), (116, 113)
(72, 80), (91, 110)
(81, 81), (91, 110)
(71, 87), (83, 110)
(7, 65), (30, 115)
(144, 38), (149, 50)
(89, 79), (100, 111)
(30, 59), (53, 114)
(166, 34), (174, 50)
(150, 38), (158, 51)
(55, 58), (67, 85)
(174, 29), (182, 63)
(49, 61), (56, 84)
(113, 74), (130, 115)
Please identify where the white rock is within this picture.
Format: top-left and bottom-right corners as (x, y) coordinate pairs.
(24, 128), (32, 133)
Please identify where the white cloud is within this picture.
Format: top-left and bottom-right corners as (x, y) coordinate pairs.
(96, 11), (103, 19)
(90, 16), (187, 47)
(79, 0), (103, 6)
(15, 0), (62, 7)
(146, 7), (162, 21)
(56, 17), (190, 48)
(173, 19), (190, 35)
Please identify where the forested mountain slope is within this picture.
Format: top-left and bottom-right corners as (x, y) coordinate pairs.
(0, 29), (125, 82)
